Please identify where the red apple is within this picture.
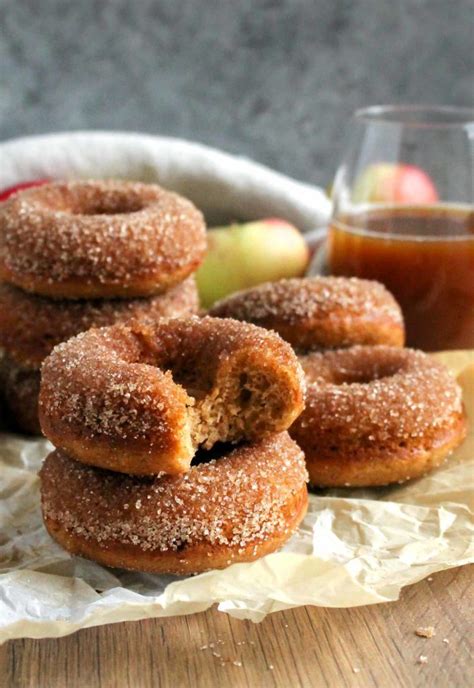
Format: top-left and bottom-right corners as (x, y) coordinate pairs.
(196, 218), (309, 308)
(0, 179), (49, 202)
(352, 164), (438, 204)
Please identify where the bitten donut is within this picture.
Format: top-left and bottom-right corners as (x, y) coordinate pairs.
(0, 278), (198, 368)
(39, 316), (306, 475)
(0, 355), (41, 434)
(40, 433), (308, 574)
(209, 277), (405, 350)
(290, 346), (467, 487)
(0, 180), (207, 298)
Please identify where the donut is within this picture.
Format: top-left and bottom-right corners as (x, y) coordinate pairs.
(0, 355), (41, 434)
(290, 346), (467, 487)
(0, 180), (207, 299)
(39, 316), (306, 475)
(0, 278), (198, 435)
(39, 433), (308, 574)
(0, 277), (198, 368)
(209, 276), (405, 350)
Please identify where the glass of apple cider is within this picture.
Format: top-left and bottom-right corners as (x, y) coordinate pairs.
(327, 106), (474, 351)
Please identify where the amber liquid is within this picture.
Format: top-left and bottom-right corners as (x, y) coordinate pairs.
(328, 205), (474, 351)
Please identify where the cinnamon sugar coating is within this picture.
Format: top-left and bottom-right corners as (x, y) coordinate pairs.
(39, 316), (306, 475)
(0, 180), (207, 299)
(40, 433), (308, 574)
(290, 346), (467, 487)
(0, 355), (41, 434)
(0, 278), (198, 368)
(209, 276), (405, 350)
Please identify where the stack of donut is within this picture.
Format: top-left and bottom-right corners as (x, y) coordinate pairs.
(0, 180), (207, 433)
(0, 179), (308, 574)
(38, 316), (308, 574)
(210, 276), (467, 487)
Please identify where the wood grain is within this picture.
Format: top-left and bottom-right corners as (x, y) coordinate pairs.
(1, 565), (472, 688)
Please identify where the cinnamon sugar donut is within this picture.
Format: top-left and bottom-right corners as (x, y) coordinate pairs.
(40, 433), (308, 574)
(0, 278), (198, 368)
(0, 355), (41, 434)
(39, 316), (306, 475)
(290, 346), (467, 487)
(209, 277), (405, 350)
(0, 180), (207, 299)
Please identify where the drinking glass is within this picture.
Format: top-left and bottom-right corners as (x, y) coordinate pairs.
(327, 105), (474, 351)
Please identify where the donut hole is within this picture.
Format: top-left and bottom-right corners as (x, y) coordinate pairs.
(162, 359), (214, 401)
(35, 187), (146, 216)
(136, 331), (216, 401)
(69, 195), (145, 216)
(332, 364), (400, 385)
(301, 348), (407, 386)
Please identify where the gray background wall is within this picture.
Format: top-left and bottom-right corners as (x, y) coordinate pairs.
(1, 0), (472, 187)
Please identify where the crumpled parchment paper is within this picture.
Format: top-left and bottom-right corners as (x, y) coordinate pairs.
(1, 351), (472, 642)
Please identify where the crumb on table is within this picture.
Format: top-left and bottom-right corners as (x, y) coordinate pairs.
(415, 626), (436, 638)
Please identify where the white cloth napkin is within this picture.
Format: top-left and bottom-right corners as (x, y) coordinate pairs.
(0, 131), (331, 230)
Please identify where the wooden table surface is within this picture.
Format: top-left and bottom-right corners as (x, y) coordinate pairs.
(2, 564), (472, 688)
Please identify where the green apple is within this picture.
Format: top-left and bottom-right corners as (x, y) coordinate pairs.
(352, 163), (438, 204)
(196, 218), (309, 308)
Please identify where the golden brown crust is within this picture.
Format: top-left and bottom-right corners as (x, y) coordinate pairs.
(0, 278), (198, 368)
(209, 276), (405, 350)
(39, 316), (306, 475)
(290, 346), (467, 487)
(0, 355), (41, 434)
(0, 180), (207, 299)
(41, 516), (308, 575)
(40, 434), (309, 574)
(302, 417), (466, 487)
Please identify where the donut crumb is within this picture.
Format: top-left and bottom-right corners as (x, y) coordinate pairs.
(415, 626), (436, 638)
